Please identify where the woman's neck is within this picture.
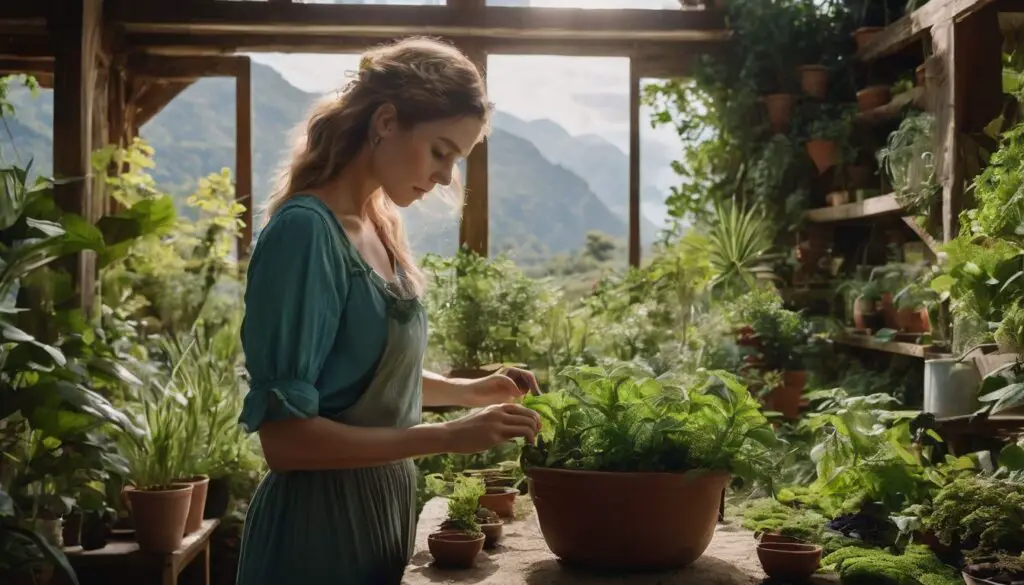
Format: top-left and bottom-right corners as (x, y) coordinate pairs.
(318, 148), (380, 220)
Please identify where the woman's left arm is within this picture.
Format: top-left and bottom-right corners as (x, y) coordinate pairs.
(422, 368), (540, 408)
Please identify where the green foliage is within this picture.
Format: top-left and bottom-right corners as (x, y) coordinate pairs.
(425, 474), (485, 535)
(822, 544), (963, 585)
(520, 364), (779, 486)
(878, 112), (939, 217)
(926, 475), (1024, 556)
(733, 288), (816, 370)
(735, 497), (861, 554)
(964, 120), (1024, 244)
(422, 248), (556, 370)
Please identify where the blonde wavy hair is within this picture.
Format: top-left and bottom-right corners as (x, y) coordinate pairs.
(264, 36), (491, 295)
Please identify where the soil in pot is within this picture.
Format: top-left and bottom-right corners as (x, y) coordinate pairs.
(757, 542), (822, 581)
(764, 94), (796, 134)
(428, 530), (485, 569)
(806, 140), (838, 174)
(797, 65), (828, 99)
(757, 532), (807, 545)
(857, 85), (891, 112)
(527, 467), (731, 570)
(478, 486), (517, 518)
(853, 27), (883, 52)
(127, 483), (194, 553)
(475, 508), (504, 549)
(204, 476), (231, 519)
(176, 475), (210, 534)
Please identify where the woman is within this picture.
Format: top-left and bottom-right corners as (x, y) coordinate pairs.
(235, 37), (542, 585)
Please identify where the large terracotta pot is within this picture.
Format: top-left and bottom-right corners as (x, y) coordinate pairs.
(881, 292), (899, 330)
(127, 483), (194, 553)
(852, 26), (883, 52)
(526, 467), (731, 570)
(857, 85), (891, 112)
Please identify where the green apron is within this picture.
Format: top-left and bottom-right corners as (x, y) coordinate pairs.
(236, 206), (427, 585)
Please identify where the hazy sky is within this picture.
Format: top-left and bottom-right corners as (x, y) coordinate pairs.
(249, 0), (685, 161)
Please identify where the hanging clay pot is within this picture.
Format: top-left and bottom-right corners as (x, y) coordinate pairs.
(797, 65), (828, 99)
(852, 27), (884, 52)
(857, 85), (891, 112)
(806, 140), (839, 174)
(763, 94), (796, 134)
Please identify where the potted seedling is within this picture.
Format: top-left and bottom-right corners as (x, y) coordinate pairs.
(520, 365), (778, 570)
(805, 110), (852, 175)
(426, 475), (487, 569)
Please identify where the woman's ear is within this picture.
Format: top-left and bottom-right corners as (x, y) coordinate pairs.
(371, 103), (399, 140)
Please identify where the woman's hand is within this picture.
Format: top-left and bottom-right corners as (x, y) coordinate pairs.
(464, 367), (541, 407)
(442, 403), (541, 454)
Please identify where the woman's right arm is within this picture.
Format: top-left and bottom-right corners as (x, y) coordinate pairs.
(239, 205), (538, 472)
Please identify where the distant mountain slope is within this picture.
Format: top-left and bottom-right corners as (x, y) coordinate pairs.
(3, 63), (654, 257)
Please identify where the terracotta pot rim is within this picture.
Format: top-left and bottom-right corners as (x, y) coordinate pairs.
(131, 483), (194, 494)
(175, 475), (210, 484)
(428, 531), (485, 544)
(757, 542), (822, 554)
(526, 467), (730, 481)
(483, 486), (518, 495)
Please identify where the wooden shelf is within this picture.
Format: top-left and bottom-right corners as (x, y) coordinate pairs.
(805, 193), (902, 223)
(855, 0), (995, 62)
(834, 333), (948, 358)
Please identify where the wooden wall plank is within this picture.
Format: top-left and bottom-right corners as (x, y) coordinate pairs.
(236, 59), (253, 260)
(458, 43), (488, 256)
(629, 59), (641, 268)
(50, 0), (104, 314)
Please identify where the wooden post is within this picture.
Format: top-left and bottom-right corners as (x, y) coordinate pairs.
(459, 42), (489, 256)
(236, 58), (254, 260)
(628, 58), (641, 268)
(50, 0), (104, 314)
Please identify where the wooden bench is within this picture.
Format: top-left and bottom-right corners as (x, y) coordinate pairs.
(63, 519), (219, 585)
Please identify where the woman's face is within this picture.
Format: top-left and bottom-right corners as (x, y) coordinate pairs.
(371, 109), (486, 208)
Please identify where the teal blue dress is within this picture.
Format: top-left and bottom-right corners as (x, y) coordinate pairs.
(235, 195), (428, 585)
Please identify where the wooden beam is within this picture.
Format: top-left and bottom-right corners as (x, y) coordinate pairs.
(0, 57), (53, 74)
(459, 44), (488, 257)
(628, 59), (641, 268)
(236, 58), (253, 260)
(123, 32), (725, 59)
(134, 81), (194, 128)
(51, 0), (104, 315)
(856, 0), (999, 61)
(0, 36), (54, 60)
(109, 2), (728, 42)
(128, 54), (250, 80)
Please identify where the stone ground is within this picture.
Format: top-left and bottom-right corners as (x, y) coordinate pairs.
(402, 496), (776, 585)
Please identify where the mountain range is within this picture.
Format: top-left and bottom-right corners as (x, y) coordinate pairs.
(1, 62), (672, 260)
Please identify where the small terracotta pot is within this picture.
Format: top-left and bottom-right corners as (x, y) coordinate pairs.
(479, 487), (517, 518)
(764, 93), (796, 134)
(797, 65), (828, 99)
(881, 292), (898, 330)
(765, 371), (806, 420)
(127, 483), (194, 553)
(757, 542), (822, 580)
(806, 139), (839, 174)
(527, 467), (731, 570)
(758, 532), (807, 545)
(857, 85), (891, 112)
(916, 64), (927, 87)
(826, 191), (849, 207)
(481, 522), (504, 549)
(175, 475), (209, 534)
(428, 530), (485, 569)
(852, 26), (884, 52)
(853, 296), (882, 331)
(898, 307), (931, 333)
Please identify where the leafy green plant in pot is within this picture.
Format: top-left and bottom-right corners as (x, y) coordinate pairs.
(519, 364), (779, 570)
(804, 107), (853, 175)
(426, 475), (487, 569)
(734, 289), (815, 419)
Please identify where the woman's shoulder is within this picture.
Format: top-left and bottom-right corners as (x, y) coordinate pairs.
(257, 196), (339, 244)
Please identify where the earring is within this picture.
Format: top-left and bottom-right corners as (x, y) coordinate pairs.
(373, 135), (382, 147)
